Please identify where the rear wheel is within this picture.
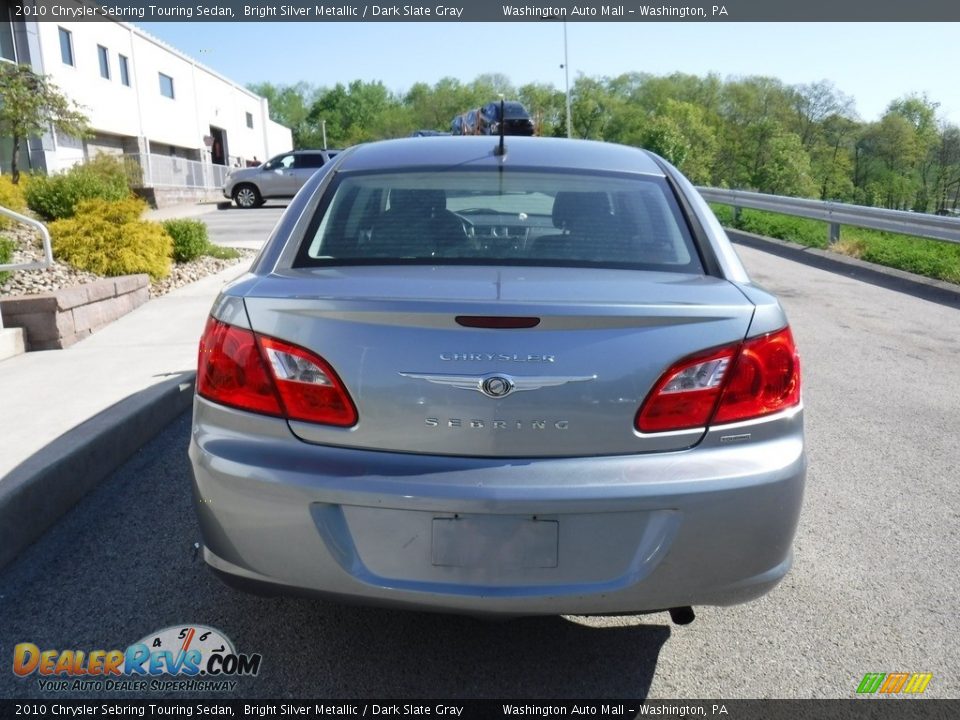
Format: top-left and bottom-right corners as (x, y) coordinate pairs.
(233, 184), (262, 209)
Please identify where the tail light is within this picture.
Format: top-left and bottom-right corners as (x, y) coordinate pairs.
(197, 317), (357, 427)
(636, 326), (800, 433)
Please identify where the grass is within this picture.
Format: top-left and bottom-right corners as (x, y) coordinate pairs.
(203, 244), (241, 260)
(0, 236), (13, 286)
(710, 204), (960, 285)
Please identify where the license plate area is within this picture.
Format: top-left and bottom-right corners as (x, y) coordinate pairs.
(431, 515), (558, 569)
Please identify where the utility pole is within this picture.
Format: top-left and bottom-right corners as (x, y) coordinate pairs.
(563, 21), (572, 138)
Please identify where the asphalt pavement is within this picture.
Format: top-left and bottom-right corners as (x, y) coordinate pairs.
(0, 214), (957, 699)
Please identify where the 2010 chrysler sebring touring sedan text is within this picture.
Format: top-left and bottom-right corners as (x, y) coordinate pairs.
(189, 136), (805, 621)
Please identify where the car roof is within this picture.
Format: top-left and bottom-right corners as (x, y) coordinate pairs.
(337, 136), (665, 175)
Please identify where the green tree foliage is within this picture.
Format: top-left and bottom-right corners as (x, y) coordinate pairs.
(517, 82), (566, 137)
(0, 64), (90, 183)
(247, 81), (325, 148)
(248, 72), (960, 214)
(304, 80), (418, 147)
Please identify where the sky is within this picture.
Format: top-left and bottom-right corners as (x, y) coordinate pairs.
(137, 22), (960, 126)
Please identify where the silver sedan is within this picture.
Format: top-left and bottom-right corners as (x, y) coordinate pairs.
(189, 136), (805, 621)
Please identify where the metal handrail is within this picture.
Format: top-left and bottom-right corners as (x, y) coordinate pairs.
(0, 205), (53, 272)
(697, 187), (960, 245)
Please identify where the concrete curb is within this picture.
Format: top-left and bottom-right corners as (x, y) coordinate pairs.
(143, 203), (220, 222)
(0, 372), (196, 570)
(728, 229), (960, 311)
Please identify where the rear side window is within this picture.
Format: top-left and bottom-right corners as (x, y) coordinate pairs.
(297, 170), (703, 274)
(265, 154), (295, 170)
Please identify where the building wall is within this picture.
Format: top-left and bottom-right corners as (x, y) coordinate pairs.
(25, 15), (292, 175)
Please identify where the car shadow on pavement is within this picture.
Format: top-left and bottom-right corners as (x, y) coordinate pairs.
(0, 411), (670, 700)
(217, 202), (289, 210)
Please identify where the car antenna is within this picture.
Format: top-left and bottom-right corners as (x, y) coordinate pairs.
(493, 96), (507, 157)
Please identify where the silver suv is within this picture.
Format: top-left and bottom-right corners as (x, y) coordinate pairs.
(223, 150), (331, 208)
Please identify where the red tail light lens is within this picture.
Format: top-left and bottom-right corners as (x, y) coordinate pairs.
(712, 327), (800, 425)
(197, 317), (357, 427)
(635, 346), (736, 432)
(635, 327), (800, 433)
(198, 318), (282, 417)
(259, 336), (357, 427)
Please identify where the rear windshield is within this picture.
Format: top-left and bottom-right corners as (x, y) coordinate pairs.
(296, 169), (703, 273)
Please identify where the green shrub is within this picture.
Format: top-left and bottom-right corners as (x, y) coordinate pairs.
(0, 236), (13, 286)
(163, 219), (209, 263)
(0, 175), (29, 231)
(87, 196), (148, 224)
(0, 176), (27, 212)
(737, 210), (828, 249)
(846, 228), (960, 284)
(709, 204), (828, 248)
(25, 155), (132, 220)
(50, 198), (171, 279)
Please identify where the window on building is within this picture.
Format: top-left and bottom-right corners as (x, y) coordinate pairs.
(246, 112), (254, 129)
(1, 11), (15, 62)
(119, 55), (130, 86)
(159, 72), (175, 99)
(97, 45), (110, 79)
(59, 27), (74, 67)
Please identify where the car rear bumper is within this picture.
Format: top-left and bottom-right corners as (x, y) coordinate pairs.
(189, 397), (806, 616)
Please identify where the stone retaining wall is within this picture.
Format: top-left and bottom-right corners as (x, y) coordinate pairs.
(134, 187), (223, 208)
(0, 275), (150, 351)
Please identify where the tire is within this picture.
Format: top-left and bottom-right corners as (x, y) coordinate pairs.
(233, 184), (262, 209)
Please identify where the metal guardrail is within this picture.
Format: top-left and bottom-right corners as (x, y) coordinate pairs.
(0, 205), (53, 332)
(0, 206), (53, 272)
(697, 187), (960, 246)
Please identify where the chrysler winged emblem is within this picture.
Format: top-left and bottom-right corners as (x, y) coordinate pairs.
(399, 372), (596, 399)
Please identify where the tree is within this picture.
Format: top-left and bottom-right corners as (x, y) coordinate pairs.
(570, 75), (621, 140)
(518, 82), (566, 137)
(247, 81), (323, 149)
(934, 124), (960, 214)
(307, 80), (404, 147)
(789, 80), (853, 150)
(0, 63), (89, 183)
(813, 113), (858, 200)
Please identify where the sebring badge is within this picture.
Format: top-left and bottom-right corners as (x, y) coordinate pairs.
(399, 372), (596, 399)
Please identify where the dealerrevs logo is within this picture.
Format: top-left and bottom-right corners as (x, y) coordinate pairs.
(13, 625), (261, 692)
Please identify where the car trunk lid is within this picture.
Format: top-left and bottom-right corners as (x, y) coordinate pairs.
(241, 265), (755, 457)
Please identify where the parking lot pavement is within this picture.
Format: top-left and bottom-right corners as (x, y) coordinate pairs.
(201, 205), (286, 251)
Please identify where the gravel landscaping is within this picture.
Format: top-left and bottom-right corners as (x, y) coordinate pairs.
(0, 223), (254, 299)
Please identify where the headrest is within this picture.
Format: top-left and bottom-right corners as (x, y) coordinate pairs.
(552, 192), (612, 231)
(389, 189), (447, 215)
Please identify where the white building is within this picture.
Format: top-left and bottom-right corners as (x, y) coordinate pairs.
(1, 3), (292, 204)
